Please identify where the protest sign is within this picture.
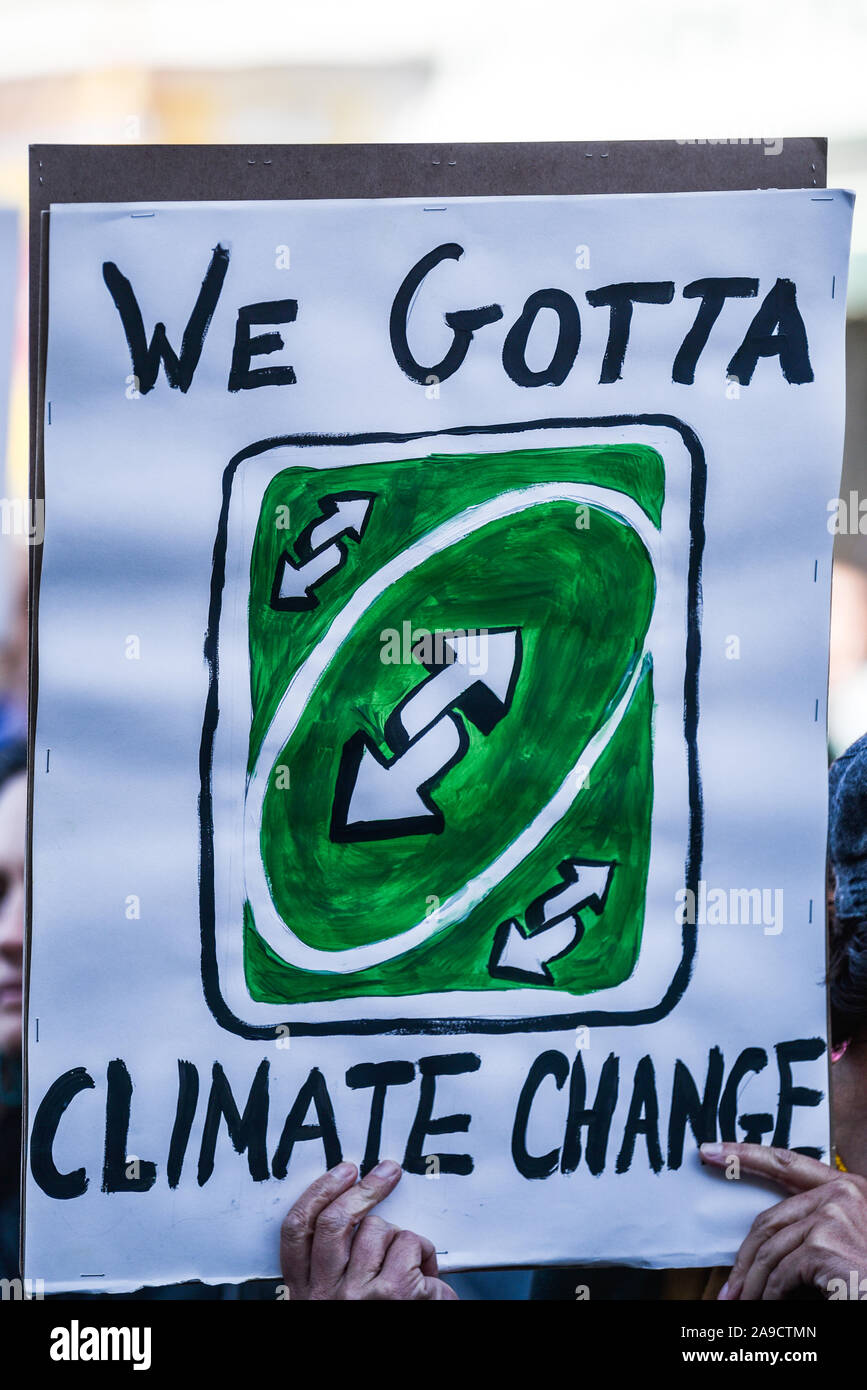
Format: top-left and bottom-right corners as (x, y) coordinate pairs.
(25, 179), (852, 1289)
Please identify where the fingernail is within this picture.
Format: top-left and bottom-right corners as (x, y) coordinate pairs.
(331, 1161), (356, 1179)
(700, 1142), (725, 1161)
(370, 1159), (401, 1179)
(717, 1281), (730, 1301)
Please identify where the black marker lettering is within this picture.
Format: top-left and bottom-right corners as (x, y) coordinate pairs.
(167, 1059), (200, 1189)
(561, 1051), (619, 1176)
(30, 1066), (94, 1200)
(672, 278), (759, 384)
(389, 244), (503, 385)
(586, 281), (675, 383)
(346, 1060), (415, 1177)
(773, 1037), (825, 1156)
(197, 1059), (270, 1185)
(667, 1048), (724, 1168)
(228, 300), (298, 391)
(511, 1049), (569, 1180)
(102, 1059), (157, 1193)
(103, 244), (229, 393)
(616, 1055), (663, 1173)
(738, 1109), (775, 1144)
(502, 289), (581, 387)
(727, 277), (813, 385)
(403, 1052), (480, 1176)
(719, 1047), (768, 1140)
(272, 1067), (341, 1177)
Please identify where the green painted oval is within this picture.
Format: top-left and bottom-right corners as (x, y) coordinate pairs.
(259, 499), (654, 952)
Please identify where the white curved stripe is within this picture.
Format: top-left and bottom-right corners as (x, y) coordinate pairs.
(244, 483), (658, 974)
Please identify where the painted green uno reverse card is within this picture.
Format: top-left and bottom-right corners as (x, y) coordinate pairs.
(201, 420), (702, 1037)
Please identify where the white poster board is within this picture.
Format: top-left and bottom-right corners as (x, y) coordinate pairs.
(26, 188), (852, 1291)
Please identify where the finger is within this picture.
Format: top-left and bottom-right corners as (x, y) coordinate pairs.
(280, 1161), (358, 1285)
(736, 1217), (814, 1301)
(417, 1231), (440, 1280)
(377, 1228), (446, 1300)
(345, 1214), (400, 1285)
(723, 1188), (828, 1299)
(378, 1228), (427, 1296)
(762, 1244), (821, 1301)
(309, 1159), (402, 1288)
(701, 1143), (837, 1194)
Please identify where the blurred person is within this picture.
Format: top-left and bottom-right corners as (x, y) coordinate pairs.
(0, 551), (26, 751)
(829, 560), (867, 758)
(0, 741), (26, 1279)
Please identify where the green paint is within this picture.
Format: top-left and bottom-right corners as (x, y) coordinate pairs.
(244, 444), (660, 1003)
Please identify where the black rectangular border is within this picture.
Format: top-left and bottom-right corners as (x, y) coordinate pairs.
(200, 413), (704, 1038)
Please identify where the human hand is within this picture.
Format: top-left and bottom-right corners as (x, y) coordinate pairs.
(701, 1141), (867, 1300)
(280, 1159), (458, 1300)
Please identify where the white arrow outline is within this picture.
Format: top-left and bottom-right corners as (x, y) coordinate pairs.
(489, 860), (616, 982)
(332, 628), (522, 839)
(245, 482), (658, 974)
(273, 493), (375, 607)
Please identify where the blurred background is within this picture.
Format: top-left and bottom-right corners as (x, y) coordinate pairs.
(0, 0), (864, 751)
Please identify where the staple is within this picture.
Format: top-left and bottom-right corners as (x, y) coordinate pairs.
(80, 1274), (105, 1279)
(814, 698), (819, 721)
(248, 158), (256, 165)
(264, 159), (272, 166)
(811, 196), (834, 202)
(584, 152), (593, 158)
(35, 1018), (39, 1041)
(45, 748), (50, 773)
(808, 899), (813, 924)
(130, 211), (155, 219)
(424, 207), (447, 213)
(432, 158), (441, 165)
(47, 402), (51, 425)
(600, 152), (609, 159)
(447, 159), (456, 166)
(832, 276), (836, 299)
(813, 559), (818, 581)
